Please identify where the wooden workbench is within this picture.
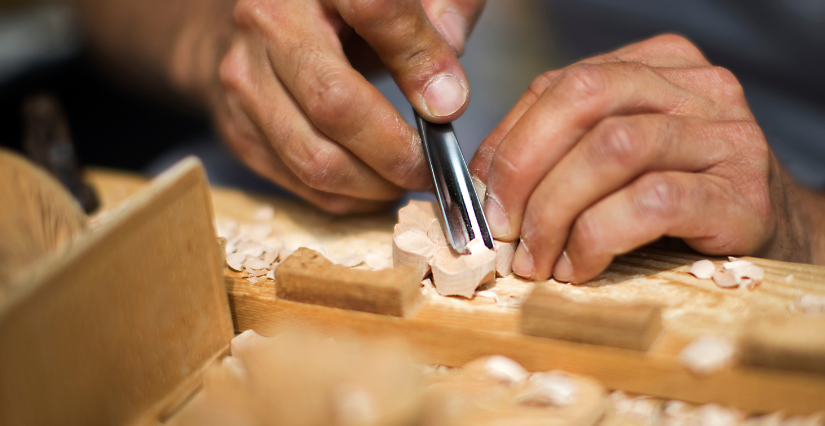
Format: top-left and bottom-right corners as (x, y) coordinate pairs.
(87, 168), (825, 415)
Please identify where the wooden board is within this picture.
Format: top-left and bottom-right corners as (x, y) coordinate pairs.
(86, 168), (825, 415)
(0, 159), (233, 426)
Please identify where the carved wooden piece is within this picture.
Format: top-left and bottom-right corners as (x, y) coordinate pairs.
(520, 286), (663, 351)
(741, 316), (825, 375)
(392, 230), (438, 280)
(494, 240), (517, 277)
(276, 248), (422, 317)
(430, 239), (497, 298)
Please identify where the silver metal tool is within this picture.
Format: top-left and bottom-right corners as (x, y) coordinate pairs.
(415, 111), (493, 254)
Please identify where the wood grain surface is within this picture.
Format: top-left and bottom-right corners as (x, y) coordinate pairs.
(86, 168), (825, 415)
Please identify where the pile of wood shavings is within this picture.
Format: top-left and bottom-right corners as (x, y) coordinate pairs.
(216, 206), (392, 283)
(687, 257), (764, 290)
(609, 391), (823, 426)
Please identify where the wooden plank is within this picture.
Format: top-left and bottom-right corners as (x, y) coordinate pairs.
(0, 159), (233, 426)
(85, 168), (825, 415)
(226, 276), (825, 414)
(520, 285), (662, 351)
(275, 247), (423, 317)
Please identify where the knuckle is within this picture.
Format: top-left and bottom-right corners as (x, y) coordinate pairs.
(347, 0), (392, 22)
(218, 45), (249, 91)
(632, 173), (683, 218)
(302, 65), (358, 128)
(291, 142), (347, 192)
(709, 66), (746, 100)
(528, 70), (559, 97)
(592, 117), (646, 169)
(558, 64), (606, 103)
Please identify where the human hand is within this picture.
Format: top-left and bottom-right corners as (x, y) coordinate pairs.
(204, 0), (484, 213)
(469, 34), (817, 283)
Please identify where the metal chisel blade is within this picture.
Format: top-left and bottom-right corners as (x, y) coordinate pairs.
(415, 111), (493, 254)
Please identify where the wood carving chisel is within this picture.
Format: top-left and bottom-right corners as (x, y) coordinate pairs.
(415, 111), (493, 254)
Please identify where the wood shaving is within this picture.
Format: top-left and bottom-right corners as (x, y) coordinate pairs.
(253, 205), (275, 222)
(784, 274), (795, 284)
(481, 355), (529, 384)
(243, 268), (268, 278)
(712, 269), (739, 288)
(243, 257), (270, 271)
(236, 241), (264, 257)
(364, 252), (391, 270)
(246, 276), (258, 283)
(226, 253), (247, 272)
(688, 259), (716, 280)
(328, 252), (365, 267)
(266, 269), (275, 280)
(793, 294), (825, 315)
(245, 223), (273, 242)
(475, 290), (503, 307)
(262, 247), (280, 266)
(512, 372), (578, 406)
(678, 334), (735, 375)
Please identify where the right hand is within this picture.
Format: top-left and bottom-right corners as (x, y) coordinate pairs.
(201, 0), (485, 213)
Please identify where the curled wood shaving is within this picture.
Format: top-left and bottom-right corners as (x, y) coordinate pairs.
(688, 259), (715, 279)
(475, 290), (503, 307)
(226, 253), (247, 272)
(266, 269), (275, 280)
(246, 276), (259, 283)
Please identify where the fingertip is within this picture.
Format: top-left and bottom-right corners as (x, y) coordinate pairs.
(422, 74), (469, 119)
(551, 251), (574, 283)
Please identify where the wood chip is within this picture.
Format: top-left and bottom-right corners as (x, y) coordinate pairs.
(243, 257), (270, 271)
(472, 355), (529, 384)
(236, 241), (264, 257)
(262, 246), (280, 266)
(712, 269), (739, 288)
(245, 223), (273, 242)
(687, 259), (716, 280)
(512, 372), (578, 406)
(365, 252), (391, 270)
(226, 253), (247, 272)
(678, 334), (735, 375)
(429, 239), (496, 298)
(246, 276), (259, 283)
(493, 240), (517, 277)
(793, 294), (825, 314)
(253, 205), (275, 222)
(266, 269), (275, 280)
(475, 290), (502, 306)
(328, 252), (365, 267)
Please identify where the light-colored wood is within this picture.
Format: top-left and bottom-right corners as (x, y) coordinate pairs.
(520, 285), (662, 351)
(430, 239), (497, 298)
(87, 168), (825, 415)
(393, 229), (439, 280)
(0, 158), (233, 426)
(276, 247), (423, 317)
(0, 149), (86, 292)
(494, 240), (517, 277)
(741, 315), (825, 375)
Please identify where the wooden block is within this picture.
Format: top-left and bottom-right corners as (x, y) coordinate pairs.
(520, 286), (662, 351)
(0, 157), (233, 426)
(741, 315), (825, 375)
(276, 248), (423, 317)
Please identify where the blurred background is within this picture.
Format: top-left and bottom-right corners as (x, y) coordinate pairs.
(1, 0), (823, 197)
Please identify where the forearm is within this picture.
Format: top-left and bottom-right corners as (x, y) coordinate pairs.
(70, 0), (233, 106)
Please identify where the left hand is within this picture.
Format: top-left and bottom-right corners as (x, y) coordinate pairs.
(469, 34), (797, 283)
